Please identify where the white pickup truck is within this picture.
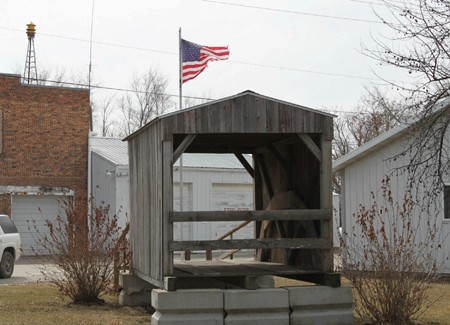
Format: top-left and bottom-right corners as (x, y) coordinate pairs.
(0, 214), (21, 278)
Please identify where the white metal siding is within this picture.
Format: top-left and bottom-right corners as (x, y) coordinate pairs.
(173, 183), (193, 241)
(332, 194), (340, 248)
(173, 167), (253, 241)
(115, 169), (130, 230)
(341, 131), (450, 272)
(91, 153), (117, 216)
(210, 183), (254, 240)
(173, 168), (253, 211)
(12, 195), (64, 255)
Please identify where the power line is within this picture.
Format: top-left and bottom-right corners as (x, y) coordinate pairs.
(29, 78), (398, 116)
(199, 0), (383, 24)
(0, 26), (382, 82)
(348, 0), (385, 5)
(33, 77), (215, 101)
(0, 26), (176, 55)
(38, 78), (392, 115)
(231, 60), (380, 81)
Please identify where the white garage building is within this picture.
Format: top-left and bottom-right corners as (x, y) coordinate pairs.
(89, 136), (254, 243)
(2, 188), (72, 255)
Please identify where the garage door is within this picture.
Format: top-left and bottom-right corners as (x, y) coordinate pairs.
(210, 184), (254, 240)
(12, 195), (65, 255)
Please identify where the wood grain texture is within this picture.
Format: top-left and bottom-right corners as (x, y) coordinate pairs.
(170, 209), (330, 222)
(170, 238), (329, 251)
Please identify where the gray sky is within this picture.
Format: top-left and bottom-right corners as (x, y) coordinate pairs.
(0, 0), (409, 114)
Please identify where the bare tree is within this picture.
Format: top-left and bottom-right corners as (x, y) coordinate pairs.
(94, 94), (117, 137)
(118, 68), (173, 135)
(183, 91), (215, 109)
(367, 0), (450, 193)
(332, 87), (405, 192)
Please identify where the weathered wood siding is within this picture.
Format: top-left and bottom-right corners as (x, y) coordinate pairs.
(163, 94), (329, 135)
(127, 92), (335, 286)
(129, 122), (170, 287)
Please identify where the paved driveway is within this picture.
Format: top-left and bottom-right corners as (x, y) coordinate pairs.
(0, 257), (57, 285)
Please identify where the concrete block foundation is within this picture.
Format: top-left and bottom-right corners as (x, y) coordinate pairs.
(119, 272), (156, 307)
(151, 285), (354, 325)
(224, 288), (289, 325)
(288, 286), (354, 325)
(151, 289), (224, 325)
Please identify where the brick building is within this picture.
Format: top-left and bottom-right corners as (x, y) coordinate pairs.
(0, 73), (90, 255)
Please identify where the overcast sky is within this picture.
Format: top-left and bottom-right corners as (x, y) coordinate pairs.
(0, 0), (409, 115)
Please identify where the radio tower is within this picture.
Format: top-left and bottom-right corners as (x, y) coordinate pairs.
(23, 22), (38, 84)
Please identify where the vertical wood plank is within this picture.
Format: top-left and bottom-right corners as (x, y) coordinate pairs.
(265, 99), (279, 133)
(279, 103), (292, 133)
(231, 97), (243, 132)
(151, 126), (162, 281)
(242, 94), (255, 132)
(208, 103), (221, 133)
(162, 140), (174, 276)
(320, 136), (333, 272)
(255, 96), (267, 133)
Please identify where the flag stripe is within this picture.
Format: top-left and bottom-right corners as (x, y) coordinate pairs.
(182, 39), (230, 83)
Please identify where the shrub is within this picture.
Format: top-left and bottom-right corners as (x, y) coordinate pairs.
(33, 199), (129, 304)
(341, 177), (442, 324)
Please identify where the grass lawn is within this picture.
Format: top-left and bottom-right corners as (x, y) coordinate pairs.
(0, 283), (151, 325)
(1, 279), (450, 324)
(275, 277), (450, 325)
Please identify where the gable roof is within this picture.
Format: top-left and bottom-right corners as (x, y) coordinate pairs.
(333, 98), (450, 172)
(124, 90), (335, 150)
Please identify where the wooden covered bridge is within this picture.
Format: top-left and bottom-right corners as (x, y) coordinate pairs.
(125, 90), (338, 291)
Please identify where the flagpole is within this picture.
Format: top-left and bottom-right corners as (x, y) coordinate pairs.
(179, 27), (183, 111)
(178, 28), (188, 258)
(178, 27), (184, 216)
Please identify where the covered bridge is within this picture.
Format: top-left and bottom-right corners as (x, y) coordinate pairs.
(125, 91), (337, 290)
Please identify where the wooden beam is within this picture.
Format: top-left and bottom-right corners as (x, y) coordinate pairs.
(162, 141), (174, 276)
(216, 220), (251, 240)
(170, 209), (330, 222)
(255, 155), (274, 199)
(170, 238), (329, 251)
(297, 134), (322, 162)
(233, 152), (255, 178)
(320, 136), (334, 272)
(272, 135), (299, 148)
(173, 134), (197, 162)
(283, 273), (341, 287)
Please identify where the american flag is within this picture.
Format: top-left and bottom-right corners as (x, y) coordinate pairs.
(182, 39), (230, 83)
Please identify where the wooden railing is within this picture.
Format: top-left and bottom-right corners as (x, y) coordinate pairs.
(170, 209), (331, 260)
(206, 220), (251, 260)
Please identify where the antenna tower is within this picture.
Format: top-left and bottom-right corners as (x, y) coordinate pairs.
(24, 22), (38, 84)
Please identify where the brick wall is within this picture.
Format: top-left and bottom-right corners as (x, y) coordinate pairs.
(0, 73), (90, 216)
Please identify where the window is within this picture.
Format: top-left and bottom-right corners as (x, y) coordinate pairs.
(0, 216), (18, 234)
(445, 185), (450, 219)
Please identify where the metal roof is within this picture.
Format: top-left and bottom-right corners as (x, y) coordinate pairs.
(173, 153), (251, 169)
(333, 97), (450, 172)
(90, 137), (129, 166)
(90, 136), (250, 169)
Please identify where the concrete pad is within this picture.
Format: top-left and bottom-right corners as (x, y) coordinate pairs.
(0, 257), (58, 285)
